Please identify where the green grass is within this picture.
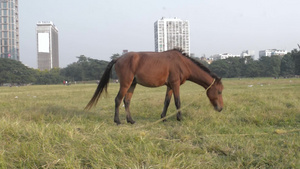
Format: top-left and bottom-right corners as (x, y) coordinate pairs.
(0, 78), (299, 168)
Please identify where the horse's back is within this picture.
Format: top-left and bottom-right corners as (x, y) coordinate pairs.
(115, 51), (178, 87)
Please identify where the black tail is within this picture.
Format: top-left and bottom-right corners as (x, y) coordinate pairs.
(85, 59), (117, 110)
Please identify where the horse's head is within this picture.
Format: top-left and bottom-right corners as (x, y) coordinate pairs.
(206, 78), (224, 112)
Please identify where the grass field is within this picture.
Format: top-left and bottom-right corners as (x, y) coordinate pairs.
(0, 78), (299, 168)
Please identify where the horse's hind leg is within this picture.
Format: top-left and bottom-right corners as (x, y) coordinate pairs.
(161, 86), (173, 121)
(123, 81), (137, 124)
(114, 86), (130, 125)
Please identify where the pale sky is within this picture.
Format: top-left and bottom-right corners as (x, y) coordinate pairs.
(19, 0), (300, 68)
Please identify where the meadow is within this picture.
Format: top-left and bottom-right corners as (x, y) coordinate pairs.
(0, 78), (299, 168)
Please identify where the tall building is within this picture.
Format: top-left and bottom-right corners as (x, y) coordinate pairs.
(0, 0), (19, 60)
(36, 21), (59, 70)
(154, 17), (190, 55)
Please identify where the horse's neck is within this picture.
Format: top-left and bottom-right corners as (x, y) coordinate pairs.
(187, 61), (213, 89)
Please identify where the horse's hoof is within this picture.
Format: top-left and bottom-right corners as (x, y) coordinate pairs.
(126, 116), (135, 124)
(127, 119), (135, 124)
(114, 120), (121, 125)
(161, 114), (167, 122)
(177, 114), (182, 121)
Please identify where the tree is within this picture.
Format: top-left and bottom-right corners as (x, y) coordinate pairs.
(290, 49), (300, 75)
(0, 58), (36, 85)
(243, 59), (261, 77)
(280, 53), (295, 77)
(225, 57), (244, 78)
(60, 55), (110, 81)
(110, 53), (120, 60)
(259, 56), (281, 77)
(34, 68), (64, 85)
(209, 57), (247, 78)
(60, 62), (83, 81)
(209, 59), (230, 77)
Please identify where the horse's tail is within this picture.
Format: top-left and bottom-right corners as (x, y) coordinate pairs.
(85, 59), (117, 110)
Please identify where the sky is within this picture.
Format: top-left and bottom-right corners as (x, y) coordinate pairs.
(19, 0), (300, 68)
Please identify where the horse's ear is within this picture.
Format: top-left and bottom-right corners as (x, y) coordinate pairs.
(216, 77), (222, 84)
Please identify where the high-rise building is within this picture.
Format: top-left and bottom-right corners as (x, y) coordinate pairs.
(0, 0), (19, 60)
(154, 17), (190, 55)
(36, 21), (59, 70)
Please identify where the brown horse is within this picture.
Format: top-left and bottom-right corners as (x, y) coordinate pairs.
(85, 49), (224, 125)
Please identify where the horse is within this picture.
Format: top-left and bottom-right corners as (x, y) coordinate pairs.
(85, 49), (224, 125)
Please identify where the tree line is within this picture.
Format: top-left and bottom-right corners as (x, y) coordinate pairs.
(208, 49), (300, 78)
(0, 50), (299, 85)
(0, 55), (112, 85)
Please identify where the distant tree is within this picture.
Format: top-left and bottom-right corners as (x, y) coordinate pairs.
(86, 58), (108, 80)
(209, 57), (247, 78)
(0, 58), (36, 85)
(290, 49), (300, 75)
(225, 57), (244, 78)
(110, 53), (120, 60)
(34, 68), (64, 85)
(280, 53), (295, 77)
(60, 62), (83, 81)
(259, 56), (281, 77)
(77, 55), (88, 63)
(243, 58), (261, 77)
(60, 55), (110, 81)
(209, 59), (230, 77)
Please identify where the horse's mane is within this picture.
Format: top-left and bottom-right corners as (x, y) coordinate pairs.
(170, 48), (219, 79)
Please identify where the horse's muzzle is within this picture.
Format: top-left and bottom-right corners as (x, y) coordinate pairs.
(214, 106), (223, 112)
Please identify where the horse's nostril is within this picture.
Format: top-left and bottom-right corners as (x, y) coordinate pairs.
(214, 106), (223, 112)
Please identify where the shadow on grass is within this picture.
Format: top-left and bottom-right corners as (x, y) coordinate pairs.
(23, 103), (193, 126)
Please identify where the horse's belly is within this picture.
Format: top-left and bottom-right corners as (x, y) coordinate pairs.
(135, 74), (167, 87)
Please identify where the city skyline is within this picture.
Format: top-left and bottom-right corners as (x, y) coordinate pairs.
(17, 0), (300, 68)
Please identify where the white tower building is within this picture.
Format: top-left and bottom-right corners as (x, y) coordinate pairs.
(36, 21), (59, 70)
(154, 17), (190, 55)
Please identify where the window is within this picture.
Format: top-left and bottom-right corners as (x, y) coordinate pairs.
(3, 17), (7, 23)
(3, 31), (8, 38)
(4, 47), (8, 53)
(3, 2), (7, 8)
(2, 9), (8, 16)
(2, 24), (8, 30)
(3, 39), (8, 45)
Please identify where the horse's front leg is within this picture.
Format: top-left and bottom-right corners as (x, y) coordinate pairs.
(161, 86), (173, 121)
(172, 84), (182, 121)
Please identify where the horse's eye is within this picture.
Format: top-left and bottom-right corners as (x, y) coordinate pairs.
(218, 91), (222, 95)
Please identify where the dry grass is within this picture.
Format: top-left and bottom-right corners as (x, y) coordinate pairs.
(0, 78), (299, 168)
